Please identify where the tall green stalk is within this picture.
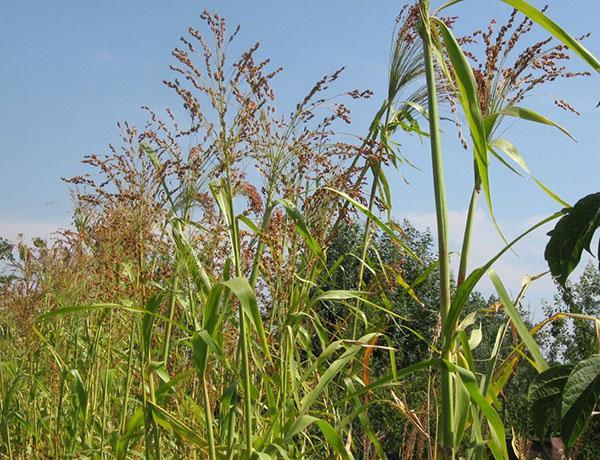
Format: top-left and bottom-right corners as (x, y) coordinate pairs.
(119, 318), (136, 435)
(201, 376), (217, 460)
(162, 276), (179, 364)
(223, 167), (253, 458)
(419, 2), (454, 454)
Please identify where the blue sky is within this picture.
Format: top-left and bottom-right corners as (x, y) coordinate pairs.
(1, 1), (598, 307)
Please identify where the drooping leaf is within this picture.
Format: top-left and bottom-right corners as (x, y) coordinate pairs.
(435, 0), (465, 14)
(497, 106), (575, 141)
(561, 354), (600, 448)
(532, 177), (571, 208)
(149, 400), (209, 449)
(307, 289), (408, 321)
(489, 138), (530, 174)
(284, 415), (353, 460)
(545, 192), (600, 286)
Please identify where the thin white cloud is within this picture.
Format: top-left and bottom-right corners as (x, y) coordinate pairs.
(90, 51), (113, 62)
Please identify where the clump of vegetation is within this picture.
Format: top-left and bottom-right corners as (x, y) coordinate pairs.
(0, 2), (598, 459)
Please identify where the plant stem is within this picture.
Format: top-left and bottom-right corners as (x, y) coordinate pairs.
(353, 102), (391, 340)
(420, 10), (454, 455)
(353, 176), (378, 339)
(225, 175), (253, 459)
(100, 312), (113, 458)
(162, 276), (178, 364)
(202, 376), (217, 460)
(119, 318), (136, 435)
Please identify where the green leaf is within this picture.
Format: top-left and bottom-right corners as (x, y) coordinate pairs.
(489, 269), (548, 372)
(468, 324), (483, 350)
(285, 416), (353, 460)
(191, 284), (225, 376)
(279, 199), (324, 259)
(444, 361), (508, 460)
(238, 214), (261, 234)
(497, 106), (575, 141)
(488, 143), (525, 177)
(1, 375), (21, 419)
(501, 0), (600, 72)
(434, 19), (492, 228)
(171, 219), (212, 294)
(489, 139), (530, 174)
(545, 193), (600, 286)
(444, 212), (561, 343)
(487, 109), (573, 208)
(434, 0), (464, 14)
(326, 187), (421, 263)
(532, 177), (570, 208)
(142, 294), (162, 356)
(116, 406), (145, 458)
(38, 303), (188, 333)
(149, 401), (209, 449)
(375, 165), (392, 216)
(307, 289), (408, 321)
(222, 277), (272, 364)
(300, 333), (378, 412)
(453, 336), (472, 448)
(561, 354), (600, 448)
(314, 418), (353, 460)
(528, 365), (573, 440)
(156, 369), (194, 401)
(69, 369), (87, 417)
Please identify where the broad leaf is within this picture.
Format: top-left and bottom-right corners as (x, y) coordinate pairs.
(561, 354), (600, 448)
(545, 192), (600, 286)
(528, 365), (573, 440)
